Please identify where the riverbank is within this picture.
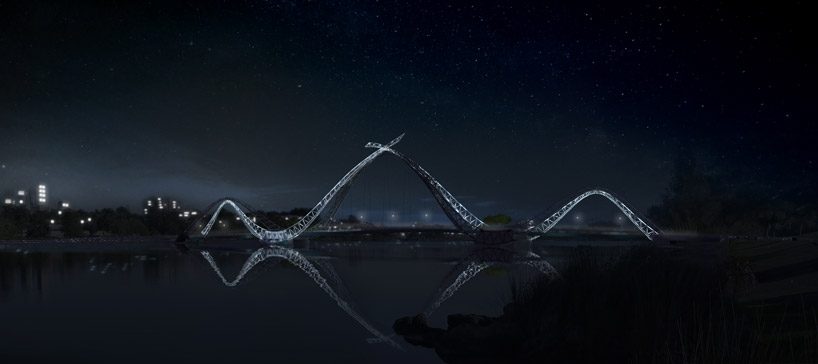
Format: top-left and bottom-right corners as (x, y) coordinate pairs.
(394, 241), (818, 363)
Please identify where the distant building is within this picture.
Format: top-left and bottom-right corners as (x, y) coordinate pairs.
(144, 196), (192, 215)
(2, 189), (30, 207)
(2, 184), (72, 210)
(35, 184), (47, 207)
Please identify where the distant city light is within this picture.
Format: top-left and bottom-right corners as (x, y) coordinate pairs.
(17, 190), (25, 196)
(50, 219), (55, 224)
(80, 220), (85, 224)
(61, 202), (70, 208)
(3, 198), (11, 204)
(87, 217), (92, 222)
(58, 210), (63, 215)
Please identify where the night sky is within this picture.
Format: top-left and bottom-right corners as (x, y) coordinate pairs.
(1, 1), (814, 220)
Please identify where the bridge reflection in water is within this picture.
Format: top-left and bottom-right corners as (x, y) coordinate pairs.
(198, 244), (560, 349)
(187, 134), (662, 244)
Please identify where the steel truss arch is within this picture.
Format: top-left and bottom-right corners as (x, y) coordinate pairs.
(527, 189), (661, 241)
(191, 134), (661, 243)
(196, 133), (485, 243)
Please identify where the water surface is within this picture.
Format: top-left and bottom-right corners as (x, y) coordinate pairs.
(0, 240), (579, 363)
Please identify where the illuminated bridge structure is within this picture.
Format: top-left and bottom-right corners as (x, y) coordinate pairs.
(199, 245), (560, 348)
(192, 134), (662, 243)
(201, 246), (402, 349)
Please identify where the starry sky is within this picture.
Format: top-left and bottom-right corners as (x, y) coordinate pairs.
(0, 1), (814, 220)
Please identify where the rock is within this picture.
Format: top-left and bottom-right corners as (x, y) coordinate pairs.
(447, 314), (495, 328)
(393, 314), (444, 348)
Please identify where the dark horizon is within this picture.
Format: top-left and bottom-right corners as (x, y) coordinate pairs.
(2, 1), (815, 218)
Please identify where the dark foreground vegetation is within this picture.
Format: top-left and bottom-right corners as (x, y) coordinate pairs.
(648, 157), (818, 237)
(395, 245), (818, 363)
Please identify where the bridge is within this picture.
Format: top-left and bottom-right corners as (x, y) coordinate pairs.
(190, 134), (662, 244)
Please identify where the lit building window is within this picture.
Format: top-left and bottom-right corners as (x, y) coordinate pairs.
(37, 184), (47, 205)
(3, 198), (11, 204)
(17, 190), (25, 196)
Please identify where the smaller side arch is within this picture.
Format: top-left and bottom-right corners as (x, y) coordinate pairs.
(528, 189), (662, 241)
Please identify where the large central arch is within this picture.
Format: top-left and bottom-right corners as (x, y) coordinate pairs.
(194, 134), (486, 243)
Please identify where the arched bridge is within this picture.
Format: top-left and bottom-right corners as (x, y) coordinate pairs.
(192, 134), (662, 243)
